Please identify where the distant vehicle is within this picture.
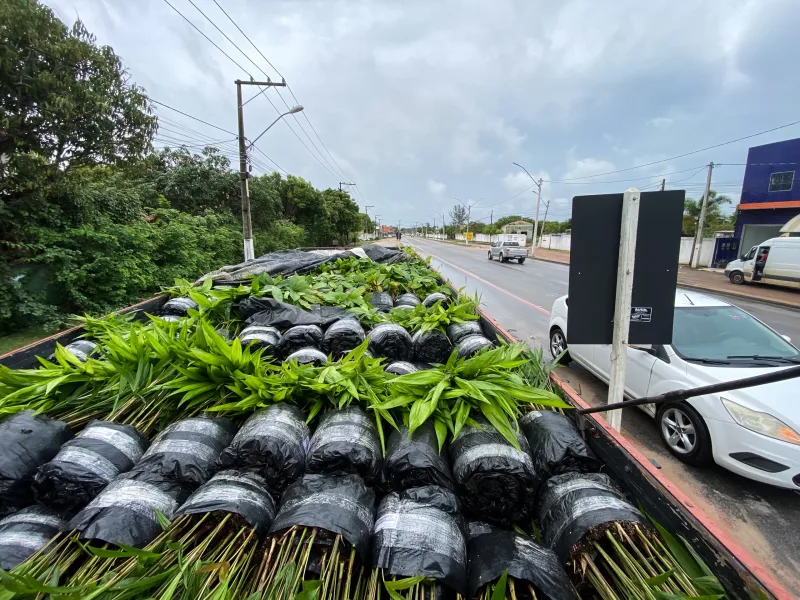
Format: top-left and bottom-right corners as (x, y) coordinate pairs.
(724, 236), (800, 288)
(488, 241), (527, 263)
(548, 290), (800, 489)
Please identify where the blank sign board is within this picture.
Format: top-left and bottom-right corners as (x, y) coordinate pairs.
(567, 190), (684, 345)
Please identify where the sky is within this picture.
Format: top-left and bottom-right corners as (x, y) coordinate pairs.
(47, 0), (800, 228)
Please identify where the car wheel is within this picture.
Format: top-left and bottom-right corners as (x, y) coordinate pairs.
(518, 258), (525, 264)
(729, 271), (744, 284)
(549, 327), (571, 364)
(500, 256), (507, 263)
(657, 402), (713, 466)
(487, 252), (492, 260)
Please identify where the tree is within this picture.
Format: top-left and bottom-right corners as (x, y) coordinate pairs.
(449, 204), (468, 230)
(323, 189), (360, 245)
(683, 190), (732, 237)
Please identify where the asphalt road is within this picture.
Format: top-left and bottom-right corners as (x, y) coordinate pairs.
(406, 236), (800, 595)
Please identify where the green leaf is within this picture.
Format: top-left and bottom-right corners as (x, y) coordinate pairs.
(434, 418), (447, 452)
(645, 569), (675, 587)
(650, 518), (705, 579)
(491, 570), (509, 600)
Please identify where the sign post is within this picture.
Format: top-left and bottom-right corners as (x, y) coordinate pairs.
(607, 188), (640, 430)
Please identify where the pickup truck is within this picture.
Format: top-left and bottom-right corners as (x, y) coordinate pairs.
(488, 241), (527, 263)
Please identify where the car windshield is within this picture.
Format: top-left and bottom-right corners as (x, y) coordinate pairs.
(672, 306), (800, 362)
(503, 242), (519, 247)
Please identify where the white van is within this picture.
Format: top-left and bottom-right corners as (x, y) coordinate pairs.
(724, 236), (800, 288)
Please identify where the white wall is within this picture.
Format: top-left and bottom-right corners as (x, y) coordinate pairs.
(452, 233), (527, 244)
(677, 237), (714, 267)
(539, 234), (572, 252)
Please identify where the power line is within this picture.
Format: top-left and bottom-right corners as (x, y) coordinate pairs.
(151, 100), (237, 136)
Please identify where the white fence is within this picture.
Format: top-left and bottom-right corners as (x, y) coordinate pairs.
(450, 233), (528, 244)
(358, 233), (378, 240)
(538, 234), (572, 252)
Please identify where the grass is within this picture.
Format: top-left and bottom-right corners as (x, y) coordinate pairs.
(0, 326), (59, 355)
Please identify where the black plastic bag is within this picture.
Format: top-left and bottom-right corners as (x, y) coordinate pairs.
(0, 506), (67, 570)
(64, 339), (97, 362)
(286, 348), (328, 365)
(177, 469), (276, 536)
(457, 334), (493, 359)
(412, 330), (452, 364)
(218, 404), (310, 492)
(384, 423), (454, 491)
(162, 297), (198, 316)
(361, 244), (408, 264)
(449, 417), (538, 525)
(446, 321), (483, 344)
(369, 292), (394, 312)
(467, 525), (578, 600)
(67, 474), (189, 548)
(385, 361), (418, 375)
(422, 292), (449, 308)
(277, 325), (324, 358)
(239, 325), (281, 352)
(394, 293), (420, 308)
(373, 486), (467, 595)
(237, 297), (350, 330)
(269, 473), (375, 561)
(204, 249), (352, 283)
(322, 319), (365, 358)
(0, 411), (73, 517)
(520, 411), (602, 480)
(34, 421), (149, 511)
(537, 472), (648, 562)
(368, 324), (413, 361)
(306, 407), (383, 484)
(129, 416), (236, 492)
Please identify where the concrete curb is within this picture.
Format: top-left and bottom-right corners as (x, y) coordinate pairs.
(531, 256), (570, 267)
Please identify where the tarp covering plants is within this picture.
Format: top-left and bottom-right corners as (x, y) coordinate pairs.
(269, 473), (376, 561)
(0, 506), (67, 570)
(286, 348), (328, 365)
(373, 485), (468, 595)
(237, 297), (350, 330)
(67, 475), (189, 548)
(218, 404), (310, 492)
(446, 321), (483, 344)
(467, 524), (579, 600)
(394, 293), (420, 308)
(161, 297), (198, 316)
(384, 361), (418, 375)
(456, 334), (493, 358)
(0, 411), (73, 517)
(537, 472), (649, 562)
(369, 292), (394, 312)
(276, 325), (324, 358)
(422, 292), (449, 308)
(34, 421), (149, 511)
(384, 423), (454, 491)
(64, 339), (97, 362)
(361, 244), (408, 264)
(203, 249), (353, 283)
(238, 325), (281, 352)
(450, 417), (538, 525)
(306, 407), (383, 484)
(412, 329), (452, 364)
(322, 319), (366, 358)
(176, 469), (276, 536)
(129, 416), (236, 491)
(520, 410), (602, 479)
(367, 324), (413, 361)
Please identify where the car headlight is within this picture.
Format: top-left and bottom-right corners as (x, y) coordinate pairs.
(721, 398), (800, 446)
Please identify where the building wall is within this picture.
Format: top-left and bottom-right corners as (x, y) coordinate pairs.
(741, 138), (800, 206)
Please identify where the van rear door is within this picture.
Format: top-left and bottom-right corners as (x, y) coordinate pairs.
(763, 242), (800, 289)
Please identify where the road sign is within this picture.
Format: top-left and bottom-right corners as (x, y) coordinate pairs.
(567, 190), (684, 345)
(466, 232), (474, 241)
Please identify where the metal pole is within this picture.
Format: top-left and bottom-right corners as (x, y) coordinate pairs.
(466, 205), (471, 245)
(532, 178), (542, 255)
(607, 187), (641, 431)
(691, 162), (714, 268)
(236, 81), (254, 262)
(539, 199), (550, 247)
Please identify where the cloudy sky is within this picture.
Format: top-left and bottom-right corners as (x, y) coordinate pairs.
(48, 0), (800, 227)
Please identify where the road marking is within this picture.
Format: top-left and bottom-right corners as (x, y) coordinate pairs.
(410, 241), (551, 316)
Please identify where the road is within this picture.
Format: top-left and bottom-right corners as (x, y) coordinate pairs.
(406, 236), (800, 595)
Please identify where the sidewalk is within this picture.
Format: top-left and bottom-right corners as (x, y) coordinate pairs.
(533, 248), (800, 310)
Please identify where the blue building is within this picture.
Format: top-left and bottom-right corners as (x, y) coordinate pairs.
(735, 137), (800, 251)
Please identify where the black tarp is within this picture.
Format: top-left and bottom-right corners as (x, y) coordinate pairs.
(204, 249), (353, 284)
(322, 319), (366, 358)
(422, 292), (448, 308)
(449, 417), (539, 526)
(369, 292), (394, 312)
(456, 335), (493, 358)
(384, 423), (454, 491)
(276, 325), (324, 358)
(0, 411), (73, 517)
(385, 361), (418, 375)
(286, 348), (328, 365)
(237, 297), (351, 331)
(373, 486), (467, 595)
(269, 473), (376, 561)
(520, 411), (602, 480)
(64, 339), (97, 362)
(161, 297), (198, 316)
(128, 416), (236, 492)
(394, 293), (420, 307)
(67, 474), (188, 548)
(218, 404), (310, 492)
(537, 472), (649, 562)
(34, 421), (149, 511)
(467, 525), (578, 600)
(446, 322), (483, 345)
(412, 330), (452, 364)
(177, 469), (276, 536)
(367, 324), (413, 362)
(238, 325), (281, 353)
(306, 407), (383, 485)
(0, 506), (67, 570)
(361, 244), (408, 264)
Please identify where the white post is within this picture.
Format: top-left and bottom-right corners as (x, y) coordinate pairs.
(691, 162), (714, 268)
(531, 178), (542, 256)
(607, 187), (641, 431)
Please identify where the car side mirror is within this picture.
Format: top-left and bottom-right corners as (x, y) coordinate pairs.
(630, 344), (657, 356)
(781, 334), (792, 343)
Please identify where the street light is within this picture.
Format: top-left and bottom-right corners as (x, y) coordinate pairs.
(455, 197), (483, 245)
(512, 162), (543, 256)
(248, 105), (304, 149)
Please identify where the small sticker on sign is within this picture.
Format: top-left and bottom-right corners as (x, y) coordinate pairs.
(630, 307), (652, 323)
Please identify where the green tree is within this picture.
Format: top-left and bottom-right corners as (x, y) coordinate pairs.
(683, 190), (732, 236)
(449, 204), (468, 230)
(322, 189), (360, 245)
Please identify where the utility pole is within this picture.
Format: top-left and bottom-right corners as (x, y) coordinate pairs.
(490, 210), (493, 225)
(512, 163), (544, 256)
(539, 199), (550, 248)
(690, 162), (714, 269)
(339, 181), (356, 193)
(660, 178), (666, 191)
(236, 78), (288, 261)
(363, 205), (374, 237)
(456, 198), (482, 245)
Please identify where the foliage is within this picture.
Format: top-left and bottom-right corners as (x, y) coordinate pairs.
(386, 296), (480, 333)
(449, 204), (468, 230)
(683, 190), (734, 236)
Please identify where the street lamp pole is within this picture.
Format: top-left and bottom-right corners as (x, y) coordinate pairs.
(456, 198), (483, 245)
(512, 162), (543, 256)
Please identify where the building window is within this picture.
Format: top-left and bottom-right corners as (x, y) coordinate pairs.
(768, 171), (794, 192)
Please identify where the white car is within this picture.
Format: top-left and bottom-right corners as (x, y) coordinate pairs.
(548, 291), (800, 489)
